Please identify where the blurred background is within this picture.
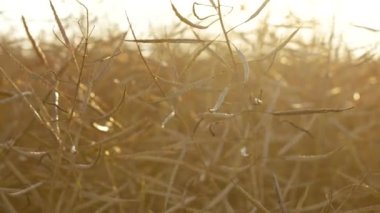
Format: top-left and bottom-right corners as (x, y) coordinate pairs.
(1, 1), (379, 212)
(0, 0), (379, 55)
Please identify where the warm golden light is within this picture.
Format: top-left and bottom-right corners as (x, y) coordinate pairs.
(353, 92), (361, 101)
(1, 1), (378, 211)
(1, 0), (379, 50)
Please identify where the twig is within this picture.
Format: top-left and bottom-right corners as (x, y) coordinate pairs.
(216, 0), (236, 69)
(125, 12), (165, 96)
(272, 173), (288, 213)
(269, 106), (354, 116)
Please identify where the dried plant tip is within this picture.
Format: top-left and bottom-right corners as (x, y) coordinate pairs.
(192, 111), (235, 137)
(21, 16), (49, 67)
(208, 123), (217, 136)
(240, 146), (249, 157)
(202, 112), (235, 122)
(252, 97), (263, 105)
(234, 45), (250, 83)
(243, 0), (270, 22)
(270, 106), (354, 116)
(271, 27), (301, 54)
(351, 24), (380, 32)
(9, 147), (48, 158)
(51, 90), (60, 134)
(228, 0), (270, 33)
(284, 146), (344, 162)
(50, 0), (71, 48)
(209, 86), (229, 112)
(192, 2), (216, 21)
(161, 109), (176, 128)
(171, 1), (209, 29)
(92, 121), (113, 133)
(216, 0), (235, 68)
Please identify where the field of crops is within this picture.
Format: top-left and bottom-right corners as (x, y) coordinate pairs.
(0, 1), (379, 212)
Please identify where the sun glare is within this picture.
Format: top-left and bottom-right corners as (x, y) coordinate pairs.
(2, 0), (380, 212)
(1, 0), (379, 49)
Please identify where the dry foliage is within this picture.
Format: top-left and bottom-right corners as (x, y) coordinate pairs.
(0, 1), (379, 212)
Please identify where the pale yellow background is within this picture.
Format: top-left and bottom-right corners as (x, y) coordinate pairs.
(1, 0), (379, 50)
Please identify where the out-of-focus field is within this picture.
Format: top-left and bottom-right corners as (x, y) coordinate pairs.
(0, 1), (379, 212)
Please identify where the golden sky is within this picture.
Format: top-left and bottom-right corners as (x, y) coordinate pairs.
(1, 0), (379, 50)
